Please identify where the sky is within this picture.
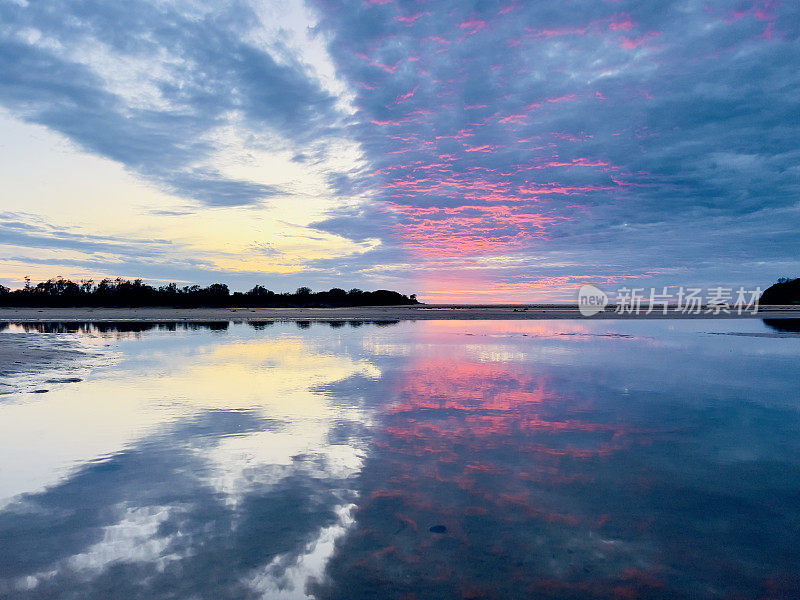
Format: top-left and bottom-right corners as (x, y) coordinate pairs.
(0, 0), (798, 302)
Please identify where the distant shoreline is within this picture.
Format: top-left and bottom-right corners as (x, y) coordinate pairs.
(1, 305), (799, 322)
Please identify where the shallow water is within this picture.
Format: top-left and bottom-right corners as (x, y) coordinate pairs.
(0, 319), (798, 599)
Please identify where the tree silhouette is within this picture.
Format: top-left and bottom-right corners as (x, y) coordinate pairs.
(761, 277), (800, 305)
(0, 277), (419, 308)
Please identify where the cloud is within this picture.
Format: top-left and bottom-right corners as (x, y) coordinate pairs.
(306, 0), (800, 296)
(0, 211), (179, 258)
(1, 0), (799, 297)
(0, 0), (344, 207)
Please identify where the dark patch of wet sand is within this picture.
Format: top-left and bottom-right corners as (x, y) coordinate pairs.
(0, 334), (91, 395)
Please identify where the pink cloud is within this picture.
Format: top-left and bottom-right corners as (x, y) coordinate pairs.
(459, 18), (487, 34)
(725, 0), (777, 24)
(464, 144), (497, 153)
(552, 131), (593, 142)
(395, 85), (418, 103)
(370, 118), (405, 126)
(571, 158), (612, 168)
(525, 26), (588, 39)
(519, 183), (614, 195)
(518, 158), (616, 171)
(609, 14), (635, 31)
(385, 200), (559, 257)
(546, 93), (578, 103)
(498, 114), (528, 124)
(620, 31), (662, 49)
(396, 12), (425, 25)
(354, 52), (403, 73)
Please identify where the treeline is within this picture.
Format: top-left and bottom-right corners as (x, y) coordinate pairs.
(760, 277), (800, 305)
(0, 277), (419, 308)
(2, 320), (400, 333)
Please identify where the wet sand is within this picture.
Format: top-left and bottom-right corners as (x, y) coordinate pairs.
(1, 304), (799, 323)
(0, 333), (93, 395)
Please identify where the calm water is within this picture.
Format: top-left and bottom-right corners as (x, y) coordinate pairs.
(0, 320), (799, 599)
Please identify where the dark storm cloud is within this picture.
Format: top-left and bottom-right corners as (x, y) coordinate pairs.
(0, 0), (342, 207)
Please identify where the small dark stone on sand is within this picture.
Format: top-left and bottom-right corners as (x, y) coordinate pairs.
(32, 389), (49, 394)
(429, 525), (447, 534)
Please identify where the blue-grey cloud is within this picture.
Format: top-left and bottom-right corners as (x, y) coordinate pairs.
(0, 211), (188, 259)
(1, 0), (799, 296)
(0, 0), (343, 207)
(306, 0), (800, 294)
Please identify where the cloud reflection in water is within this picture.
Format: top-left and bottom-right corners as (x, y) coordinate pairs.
(0, 326), (379, 599)
(0, 320), (799, 599)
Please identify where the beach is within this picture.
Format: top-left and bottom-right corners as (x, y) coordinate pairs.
(2, 304), (799, 323)
(0, 329), (99, 395)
